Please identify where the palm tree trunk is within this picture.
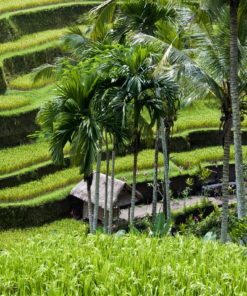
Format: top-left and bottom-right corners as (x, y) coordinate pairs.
(86, 175), (93, 233)
(152, 123), (159, 223)
(160, 118), (171, 220)
(104, 134), (110, 233)
(220, 119), (231, 243)
(108, 149), (115, 234)
(230, 0), (246, 219)
(93, 137), (102, 232)
(130, 143), (138, 225)
(130, 109), (139, 225)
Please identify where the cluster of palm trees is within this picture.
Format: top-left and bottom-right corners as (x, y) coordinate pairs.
(37, 0), (247, 241)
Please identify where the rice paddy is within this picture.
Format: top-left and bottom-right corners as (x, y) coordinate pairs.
(1, 1), (247, 294)
(0, 219), (246, 295)
(0, 0), (94, 14)
(0, 95), (29, 111)
(9, 73), (55, 90)
(1, 145), (244, 203)
(0, 141), (71, 176)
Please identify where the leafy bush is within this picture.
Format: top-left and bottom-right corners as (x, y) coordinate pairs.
(230, 217), (247, 245)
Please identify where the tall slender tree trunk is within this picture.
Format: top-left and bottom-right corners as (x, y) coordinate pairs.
(108, 148), (115, 234)
(220, 119), (232, 243)
(160, 118), (171, 220)
(130, 109), (139, 225)
(130, 144), (138, 225)
(104, 134), (110, 233)
(152, 123), (159, 223)
(86, 176), (93, 233)
(230, 0), (246, 219)
(93, 138), (102, 232)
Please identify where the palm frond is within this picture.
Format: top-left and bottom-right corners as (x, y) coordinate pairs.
(32, 64), (57, 83)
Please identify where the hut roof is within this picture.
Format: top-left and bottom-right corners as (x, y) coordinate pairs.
(70, 172), (142, 209)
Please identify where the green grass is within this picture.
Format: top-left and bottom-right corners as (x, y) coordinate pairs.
(9, 73), (55, 90)
(0, 219), (247, 295)
(0, 95), (29, 111)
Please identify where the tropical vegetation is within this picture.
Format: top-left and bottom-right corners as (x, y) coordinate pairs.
(1, 0), (247, 293)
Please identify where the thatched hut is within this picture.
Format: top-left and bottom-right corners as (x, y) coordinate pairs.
(70, 172), (143, 222)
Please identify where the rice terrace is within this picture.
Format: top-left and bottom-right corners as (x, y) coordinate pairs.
(1, 0), (247, 295)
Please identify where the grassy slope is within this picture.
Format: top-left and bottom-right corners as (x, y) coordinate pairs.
(0, 219), (246, 295)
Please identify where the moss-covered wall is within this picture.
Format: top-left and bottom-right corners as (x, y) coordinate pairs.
(0, 18), (19, 43)
(0, 109), (38, 148)
(0, 196), (70, 230)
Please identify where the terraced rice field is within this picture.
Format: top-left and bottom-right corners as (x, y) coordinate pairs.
(1, 2), (247, 295)
(0, 1), (101, 211)
(0, 0), (246, 227)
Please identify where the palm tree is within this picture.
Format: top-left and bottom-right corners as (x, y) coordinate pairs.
(189, 0), (247, 229)
(37, 70), (101, 233)
(229, 0), (246, 219)
(177, 3), (247, 241)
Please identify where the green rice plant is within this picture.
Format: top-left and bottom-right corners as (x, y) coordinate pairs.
(0, 29), (66, 55)
(0, 41), (59, 66)
(173, 100), (247, 133)
(0, 0), (88, 13)
(0, 149), (177, 202)
(0, 218), (87, 249)
(0, 84), (55, 116)
(101, 150), (167, 173)
(0, 25), (85, 56)
(0, 95), (29, 111)
(8, 73), (55, 90)
(0, 167), (81, 202)
(0, 141), (70, 175)
(2, 144), (246, 203)
(0, 219), (247, 295)
(173, 100), (221, 133)
(171, 145), (247, 168)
